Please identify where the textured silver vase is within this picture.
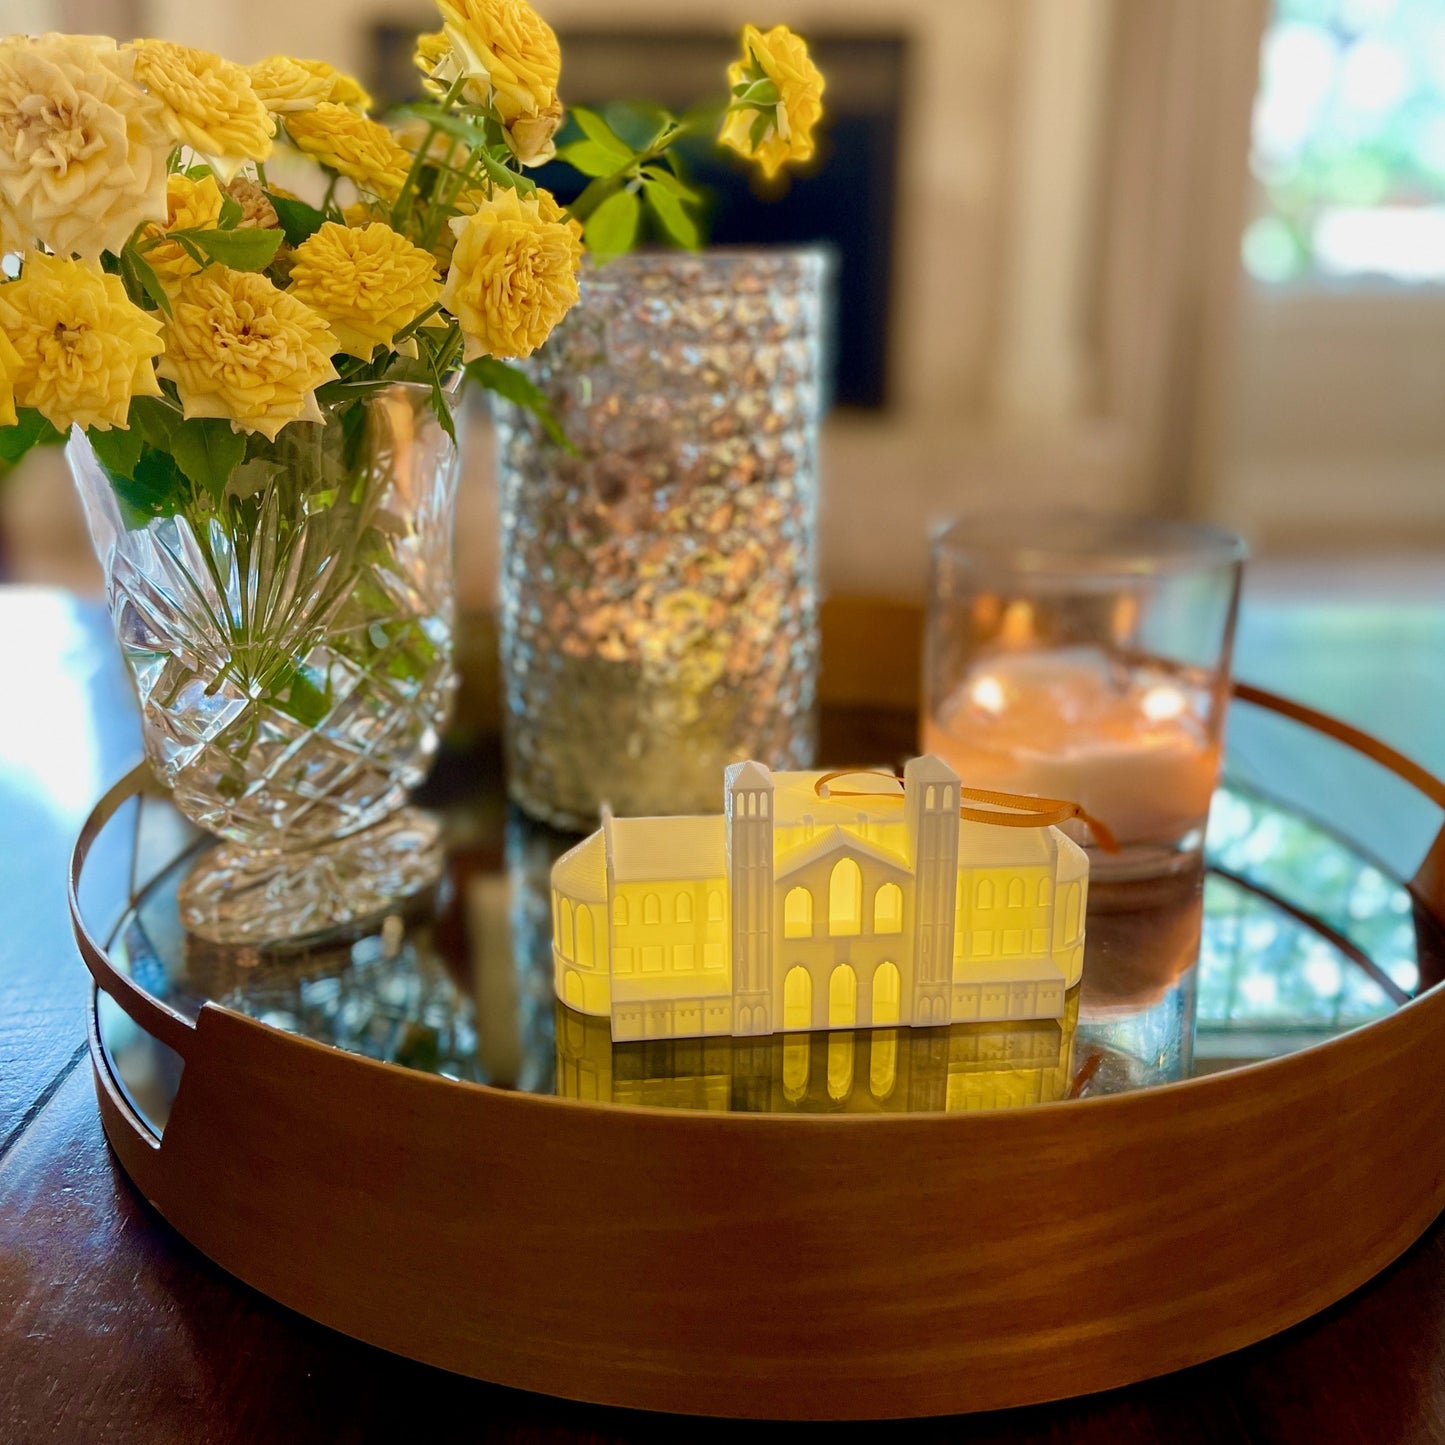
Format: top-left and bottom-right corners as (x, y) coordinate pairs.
(495, 248), (828, 829)
(70, 382), (460, 943)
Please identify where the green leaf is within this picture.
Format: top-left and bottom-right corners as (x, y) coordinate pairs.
(338, 397), (370, 471)
(390, 103), (488, 148)
(266, 192), (329, 247)
(642, 166), (701, 204)
(175, 225), (284, 271)
(218, 194), (244, 229)
(556, 140), (627, 179)
(732, 79), (780, 106)
(129, 396), (180, 453)
(465, 357), (574, 453)
(271, 662), (331, 728)
(749, 109), (772, 151)
(87, 421), (145, 480)
(224, 458), (283, 501)
(422, 352), (457, 446)
(172, 234), (206, 266)
(602, 101), (673, 153)
(570, 106), (635, 164)
(583, 188), (640, 259)
(565, 175), (619, 225)
(0, 409), (64, 465)
(641, 176), (700, 249)
(124, 246), (173, 316)
(315, 378), (399, 405)
(169, 416), (246, 502)
(110, 447), (193, 527)
(479, 149), (537, 195)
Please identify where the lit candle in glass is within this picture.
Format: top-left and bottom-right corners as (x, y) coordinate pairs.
(923, 514), (1245, 881)
(923, 647), (1219, 851)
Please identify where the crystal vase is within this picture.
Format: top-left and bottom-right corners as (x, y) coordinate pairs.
(494, 248), (829, 829)
(70, 383), (460, 943)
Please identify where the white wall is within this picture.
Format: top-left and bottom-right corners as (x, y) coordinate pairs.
(1214, 286), (1445, 547)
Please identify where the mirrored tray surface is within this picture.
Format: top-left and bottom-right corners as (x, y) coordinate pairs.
(89, 719), (1445, 1138)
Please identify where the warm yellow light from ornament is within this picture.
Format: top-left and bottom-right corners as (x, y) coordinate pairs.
(548, 756), (1090, 1042)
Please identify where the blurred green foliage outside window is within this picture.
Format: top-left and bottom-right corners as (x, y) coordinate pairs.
(1246, 0), (1445, 284)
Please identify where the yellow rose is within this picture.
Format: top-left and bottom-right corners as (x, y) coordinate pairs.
(530, 185), (583, 240)
(0, 324), (19, 428)
(718, 24), (825, 180)
(247, 55), (372, 115)
(341, 200), (386, 229)
(285, 104), (413, 203)
(413, 31), (454, 98)
(434, 0), (561, 124)
(0, 33), (171, 260)
(225, 176), (280, 230)
(307, 61), (371, 113)
(502, 99), (563, 168)
(441, 185), (581, 361)
(158, 267), (337, 440)
(0, 252), (163, 432)
(128, 40), (274, 182)
(287, 222), (441, 360)
(142, 173), (227, 285)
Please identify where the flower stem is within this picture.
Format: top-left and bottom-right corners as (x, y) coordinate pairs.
(391, 77), (469, 234)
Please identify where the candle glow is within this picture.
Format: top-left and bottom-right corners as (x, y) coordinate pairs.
(923, 647), (1220, 855)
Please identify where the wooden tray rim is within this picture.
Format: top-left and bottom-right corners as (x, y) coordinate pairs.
(70, 682), (1445, 1419)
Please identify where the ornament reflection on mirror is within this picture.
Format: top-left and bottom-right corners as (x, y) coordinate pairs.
(554, 994), (1081, 1114)
(550, 756), (1100, 1042)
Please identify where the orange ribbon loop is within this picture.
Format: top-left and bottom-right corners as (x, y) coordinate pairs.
(813, 769), (1120, 854)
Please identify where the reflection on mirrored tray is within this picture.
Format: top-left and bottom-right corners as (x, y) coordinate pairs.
(95, 780), (1445, 1138)
(557, 995), (1081, 1114)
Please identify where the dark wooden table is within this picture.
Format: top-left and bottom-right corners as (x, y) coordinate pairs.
(4, 583), (1445, 1444)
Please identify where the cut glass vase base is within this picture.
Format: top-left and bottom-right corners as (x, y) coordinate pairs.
(176, 808), (446, 947)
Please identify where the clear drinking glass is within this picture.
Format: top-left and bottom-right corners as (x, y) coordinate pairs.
(921, 512), (1246, 881)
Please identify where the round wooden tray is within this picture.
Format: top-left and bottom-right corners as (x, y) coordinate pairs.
(69, 686), (1445, 1420)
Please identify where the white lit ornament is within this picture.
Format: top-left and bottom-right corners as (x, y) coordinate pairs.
(550, 755), (1096, 1042)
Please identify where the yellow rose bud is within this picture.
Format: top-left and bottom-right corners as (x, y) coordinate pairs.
(0, 34), (171, 261)
(226, 176), (281, 230)
(247, 55), (372, 115)
(142, 173), (227, 285)
(285, 104), (413, 203)
(0, 252), (164, 432)
(503, 100), (564, 168)
(413, 30), (455, 99)
(128, 39), (275, 182)
(434, 0), (561, 124)
(288, 221), (441, 360)
(718, 24), (825, 180)
(441, 185), (581, 361)
(158, 267), (337, 440)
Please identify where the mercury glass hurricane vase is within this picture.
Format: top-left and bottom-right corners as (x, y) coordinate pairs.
(69, 382), (460, 944)
(494, 248), (829, 829)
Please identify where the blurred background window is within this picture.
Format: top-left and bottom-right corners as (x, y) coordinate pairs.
(1245, 0), (1445, 285)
